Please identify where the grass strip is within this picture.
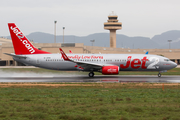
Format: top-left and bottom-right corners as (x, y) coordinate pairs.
(0, 83), (179, 120)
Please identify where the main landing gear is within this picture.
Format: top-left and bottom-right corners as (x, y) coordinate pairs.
(89, 72), (94, 77)
(158, 73), (161, 77)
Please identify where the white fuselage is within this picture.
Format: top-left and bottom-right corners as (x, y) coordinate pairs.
(13, 53), (177, 72)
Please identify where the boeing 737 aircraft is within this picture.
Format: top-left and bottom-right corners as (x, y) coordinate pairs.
(5, 23), (177, 77)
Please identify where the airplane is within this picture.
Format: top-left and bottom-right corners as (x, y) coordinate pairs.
(5, 23), (177, 77)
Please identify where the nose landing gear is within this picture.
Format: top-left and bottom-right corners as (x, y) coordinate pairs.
(158, 73), (161, 77)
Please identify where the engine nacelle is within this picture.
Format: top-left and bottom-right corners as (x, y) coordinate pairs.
(102, 66), (119, 75)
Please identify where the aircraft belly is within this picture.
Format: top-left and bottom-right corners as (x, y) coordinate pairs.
(120, 65), (163, 71)
(120, 68), (162, 71)
(39, 61), (77, 70)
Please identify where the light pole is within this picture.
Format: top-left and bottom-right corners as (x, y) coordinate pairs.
(90, 39), (95, 46)
(63, 27), (65, 43)
(168, 40), (172, 49)
(54, 21), (57, 43)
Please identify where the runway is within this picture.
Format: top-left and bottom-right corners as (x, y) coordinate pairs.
(0, 75), (180, 83)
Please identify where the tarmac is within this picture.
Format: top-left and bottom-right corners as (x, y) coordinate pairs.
(0, 66), (180, 83)
(0, 75), (180, 83)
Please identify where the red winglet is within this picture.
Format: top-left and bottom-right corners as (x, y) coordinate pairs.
(59, 48), (71, 61)
(69, 50), (73, 54)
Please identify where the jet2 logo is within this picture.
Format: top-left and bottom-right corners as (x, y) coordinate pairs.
(10, 26), (35, 54)
(10, 26), (24, 39)
(147, 57), (159, 69)
(120, 56), (159, 69)
(120, 56), (148, 69)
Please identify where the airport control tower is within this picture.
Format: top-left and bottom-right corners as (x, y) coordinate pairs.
(104, 13), (122, 48)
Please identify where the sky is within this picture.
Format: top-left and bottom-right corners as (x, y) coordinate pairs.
(1, 0), (180, 38)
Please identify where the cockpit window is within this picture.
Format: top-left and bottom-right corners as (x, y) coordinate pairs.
(164, 59), (170, 61)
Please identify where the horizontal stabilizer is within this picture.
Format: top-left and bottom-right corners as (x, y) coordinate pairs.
(4, 53), (27, 58)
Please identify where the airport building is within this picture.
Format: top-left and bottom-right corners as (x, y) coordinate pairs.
(104, 13), (122, 48)
(0, 37), (180, 66)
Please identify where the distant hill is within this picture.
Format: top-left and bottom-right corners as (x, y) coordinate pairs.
(4, 30), (180, 49)
(26, 32), (159, 49)
(151, 30), (180, 49)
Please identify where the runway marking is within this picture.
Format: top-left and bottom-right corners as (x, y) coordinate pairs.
(101, 80), (119, 82)
(0, 84), (96, 87)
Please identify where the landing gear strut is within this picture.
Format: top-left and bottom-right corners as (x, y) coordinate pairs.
(89, 72), (94, 77)
(158, 73), (161, 77)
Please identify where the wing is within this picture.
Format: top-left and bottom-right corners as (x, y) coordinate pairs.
(75, 61), (103, 71)
(59, 48), (107, 71)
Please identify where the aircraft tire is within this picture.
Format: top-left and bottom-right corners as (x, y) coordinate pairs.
(158, 73), (161, 77)
(89, 72), (94, 77)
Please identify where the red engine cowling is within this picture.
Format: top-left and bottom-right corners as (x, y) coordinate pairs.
(102, 66), (119, 75)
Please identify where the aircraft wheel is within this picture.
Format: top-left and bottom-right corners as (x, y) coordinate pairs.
(89, 72), (94, 77)
(158, 73), (161, 77)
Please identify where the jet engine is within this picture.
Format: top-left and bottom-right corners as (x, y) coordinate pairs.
(102, 66), (119, 75)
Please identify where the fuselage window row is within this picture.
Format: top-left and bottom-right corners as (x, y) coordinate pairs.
(43, 59), (151, 63)
(45, 59), (128, 62)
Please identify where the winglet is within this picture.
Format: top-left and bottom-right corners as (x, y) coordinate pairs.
(69, 50), (73, 54)
(145, 51), (148, 54)
(59, 48), (71, 61)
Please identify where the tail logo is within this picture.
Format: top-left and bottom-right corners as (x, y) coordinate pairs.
(10, 26), (24, 39)
(10, 26), (35, 54)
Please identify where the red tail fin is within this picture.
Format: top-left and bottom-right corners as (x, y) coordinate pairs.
(8, 23), (50, 55)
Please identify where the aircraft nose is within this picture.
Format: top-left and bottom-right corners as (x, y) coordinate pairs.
(171, 61), (177, 68)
